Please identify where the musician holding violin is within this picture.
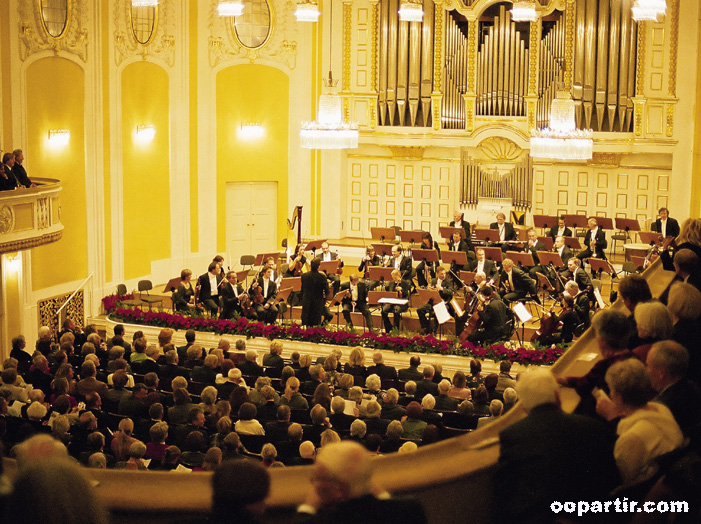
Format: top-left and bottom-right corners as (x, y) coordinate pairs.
(416, 232), (441, 288)
(386, 244), (413, 281)
(417, 267), (455, 335)
(447, 231), (472, 275)
(340, 274), (373, 331)
(197, 262), (224, 317)
(250, 266), (279, 324)
(286, 243), (310, 277)
(464, 286), (513, 345)
(533, 293), (579, 346)
(381, 269), (411, 333)
(220, 270), (257, 321)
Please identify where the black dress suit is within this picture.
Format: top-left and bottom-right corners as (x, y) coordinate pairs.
(415, 241), (441, 288)
(577, 227), (607, 260)
(237, 359), (265, 378)
(497, 403), (619, 524)
(251, 277), (278, 324)
(219, 282), (247, 320)
(357, 254), (381, 279)
(570, 267), (592, 291)
(340, 280), (373, 329)
(366, 363), (397, 380)
(499, 266), (535, 304)
(314, 252), (343, 295)
(197, 272), (223, 315)
(450, 218), (471, 242)
(397, 367), (422, 382)
(12, 163), (32, 188)
(415, 379), (438, 401)
(554, 245), (574, 269)
(489, 221), (518, 241)
(298, 494), (426, 524)
(547, 225), (573, 240)
(158, 363), (190, 382)
(467, 296), (512, 345)
(652, 217), (680, 238)
(467, 258), (497, 279)
(655, 378), (701, 436)
(301, 269), (331, 327)
(389, 254), (413, 281)
(524, 240), (547, 266)
(381, 279), (411, 333)
(446, 239), (471, 273)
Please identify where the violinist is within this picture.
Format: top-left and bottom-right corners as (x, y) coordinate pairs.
(286, 243), (309, 277)
(213, 255), (227, 277)
(447, 231), (472, 274)
(358, 246), (381, 288)
(416, 232), (441, 288)
(536, 293), (579, 346)
(564, 280), (591, 331)
(386, 244), (413, 281)
(250, 267), (279, 324)
(198, 262), (224, 317)
(172, 269), (196, 313)
(340, 274), (373, 331)
(220, 271), (256, 321)
(564, 257), (592, 291)
(467, 248), (497, 279)
(381, 269), (411, 333)
(417, 267), (456, 335)
(450, 210), (472, 245)
(260, 256), (282, 285)
(315, 241), (343, 296)
(464, 286), (512, 345)
(498, 258), (536, 305)
(524, 228), (547, 278)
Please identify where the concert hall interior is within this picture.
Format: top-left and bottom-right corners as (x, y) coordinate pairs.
(1, 0), (701, 521)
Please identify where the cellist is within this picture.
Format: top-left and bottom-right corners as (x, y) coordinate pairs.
(220, 271), (257, 321)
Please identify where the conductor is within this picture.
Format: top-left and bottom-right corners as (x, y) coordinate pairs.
(301, 258), (332, 327)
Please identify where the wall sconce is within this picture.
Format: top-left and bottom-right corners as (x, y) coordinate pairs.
(295, 0), (321, 22)
(6, 252), (21, 272)
(240, 122), (264, 139)
(136, 124), (156, 142)
(48, 129), (70, 146)
(218, 0), (244, 16)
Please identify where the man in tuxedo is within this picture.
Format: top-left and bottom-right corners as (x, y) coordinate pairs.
(388, 243), (413, 281)
(340, 274), (373, 330)
(499, 258), (536, 305)
(547, 216), (572, 240)
(450, 210), (471, 240)
(564, 257), (592, 291)
(497, 368), (618, 524)
(489, 212), (517, 243)
(564, 281), (591, 331)
(524, 228), (547, 278)
(468, 248), (497, 280)
(12, 149), (34, 188)
(446, 231), (472, 275)
(651, 207), (680, 239)
(381, 269), (411, 333)
(466, 286), (513, 345)
(577, 217), (607, 262)
(367, 351), (397, 380)
(552, 236), (573, 271)
(297, 441), (426, 524)
(315, 241), (343, 296)
(252, 266), (279, 324)
(417, 267), (457, 335)
(301, 258), (331, 327)
(220, 270), (253, 320)
(198, 262), (223, 316)
(398, 356), (423, 382)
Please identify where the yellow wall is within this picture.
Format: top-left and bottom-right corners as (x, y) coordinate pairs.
(2, 255), (21, 356)
(121, 62), (171, 280)
(102, 5), (112, 283)
(27, 58), (88, 290)
(215, 64), (289, 252)
(0, 1), (11, 144)
(189, 2), (199, 253)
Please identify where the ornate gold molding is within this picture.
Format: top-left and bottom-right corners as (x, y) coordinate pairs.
(588, 152), (623, 167)
(666, 103), (674, 137)
(388, 146), (425, 159)
(114, 0), (175, 67)
(636, 21), (645, 96)
(343, 0), (352, 92)
(633, 98), (644, 136)
(370, 0), (379, 92)
(668, 0), (679, 97)
(479, 137), (523, 161)
(19, 0), (89, 62)
(528, 20), (539, 96)
(207, 0), (297, 70)
(0, 230), (63, 254)
(433, 1), (444, 93)
(564, 0), (574, 91)
(466, 20), (476, 94)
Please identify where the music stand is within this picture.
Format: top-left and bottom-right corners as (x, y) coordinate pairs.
(563, 237), (582, 250)
(304, 240), (326, 257)
(372, 243), (394, 257)
(412, 249), (440, 265)
(441, 250), (468, 268)
(329, 289), (349, 329)
(474, 228), (499, 243)
(630, 255), (647, 272)
(319, 260), (341, 275)
(439, 226), (465, 240)
(459, 271), (476, 286)
(595, 216), (613, 230)
(638, 231), (662, 245)
(535, 272), (557, 306)
(279, 277), (302, 292)
(417, 288), (445, 337)
(368, 267), (395, 289)
(163, 277), (182, 293)
(399, 230), (424, 245)
(505, 251), (534, 269)
(537, 252), (564, 268)
(615, 217), (641, 233)
(370, 227), (396, 242)
(533, 214), (558, 233)
(254, 252), (282, 266)
(564, 214), (587, 230)
(589, 258), (617, 295)
(537, 236), (554, 250)
(481, 247), (504, 264)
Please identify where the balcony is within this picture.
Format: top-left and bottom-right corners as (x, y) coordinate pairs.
(0, 178), (64, 254)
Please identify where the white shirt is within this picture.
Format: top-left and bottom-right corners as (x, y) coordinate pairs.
(660, 219), (668, 237)
(476, 260), (485, 273)
(263, 278), (270, 298)
(208, 273), (218, 296)
(499, 225), (505, 241)
(351, 284), (358, 301)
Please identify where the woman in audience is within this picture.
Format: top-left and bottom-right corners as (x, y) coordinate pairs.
(602, 359), (683, 494)
(502, 387), (518, 413)
(448, 371), (471, 400)
(229, 385), (252, 415)
(107, 358), (135, 387)
(50, 414), (72, 447)
(296, 354), (313, 382)
(53, 363), (77, 395)
(181, 431), (208, 468)
(123, 441), (148, 470)
(234, 402), (265, 435)
(472, 386), (491, 416)
(49, 377), (76, 408)
(311, 383), (332, 411)
(333, 373), (354, 399)
(344, 346), (368, 378)
(401, 401), (427, 440)
(210, 416), (232, 448)
(279, 365), (295, 392)
(661, 218), (701, 270)
(667, 282), (701, 384)
(197, 447), (222, 472)
(111, 417), (141, 462)
(172, 269), (196, 312)
(168, 388), (195, 425)
(323, 355), (340, 388)
(364, 374), (384, 402)
(206, 400), (231, 432)
(466, 359), (483, 388)
(220, 432), (246, 461)
(476, 399), (504, 429)
(631, 300), (673, 362)
(145, 421), (169, 461)
(279, 376), (309, 410)
(320, 428), (341, 447)
(199, 386), (219, 418)
(260, 442), (281, 467)
(149, 445), (182, 471)
(380, 420), (404, 453)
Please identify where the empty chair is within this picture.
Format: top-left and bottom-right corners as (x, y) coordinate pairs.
(117, 283), (142, 308)
(138, 280), (163, 310)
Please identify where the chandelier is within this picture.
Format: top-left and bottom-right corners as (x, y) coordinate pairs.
(510, 1), (538, 22)
(631, 0), (666, 22)
(398, 0), (423, 22)
(301, 73), (359, 149)
(131, 0), (158, 5)
(295, 0), (321, 22)
(530, 87), (593, 161)
(217, 0), (244, 17)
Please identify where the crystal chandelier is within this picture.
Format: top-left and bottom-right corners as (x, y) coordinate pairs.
(132, 0), (158, 6)
(631, 0), (666, 22)
(301, 73), (359, 149)
(217, 0), (244, 17)
(510, 1), (538, 22)
(295, 0), (321, 22)
(398, 0), (423, 22)
(530, 87), (593, 161)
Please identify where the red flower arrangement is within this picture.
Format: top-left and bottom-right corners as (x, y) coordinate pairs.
(102, 295), (564, 366)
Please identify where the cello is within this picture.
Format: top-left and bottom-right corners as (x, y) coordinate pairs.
(530, 303), (562, 344)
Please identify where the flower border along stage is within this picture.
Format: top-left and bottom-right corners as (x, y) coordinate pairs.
(102, 295), (563, 366)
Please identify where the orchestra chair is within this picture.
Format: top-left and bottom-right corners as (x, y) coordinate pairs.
(116, 283), (142, 309)
(137, 280), (163, 311)
(240, 254), (256, 285)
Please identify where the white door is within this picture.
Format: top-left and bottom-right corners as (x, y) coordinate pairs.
(226, 182), (278, 260)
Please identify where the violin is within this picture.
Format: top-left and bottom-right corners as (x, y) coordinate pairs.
(292, 254), (304, 277)
(239, 292), (254, 317)
(251, 282), (265, 305)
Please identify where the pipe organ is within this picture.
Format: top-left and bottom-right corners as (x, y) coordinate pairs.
(460, 151), (533, 211)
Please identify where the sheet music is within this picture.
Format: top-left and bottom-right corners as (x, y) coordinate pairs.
(433, 301), (452, 324)
(378, 298), (409, 305)
(512, 302), (532, 323)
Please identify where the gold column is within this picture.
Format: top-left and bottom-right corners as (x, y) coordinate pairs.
(370, 0), (379, 129)
(525, 18), (540, 130)
(633, 21), (646, 137)
(465, 18), (477, 131)
(342, 0), (353, 123)
(431, 0), (444, 130)
(665, 0), (679, 138)
(564, 0), (575, 90)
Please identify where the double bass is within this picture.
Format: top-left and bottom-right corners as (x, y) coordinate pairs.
(530, 303), (562, 344)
